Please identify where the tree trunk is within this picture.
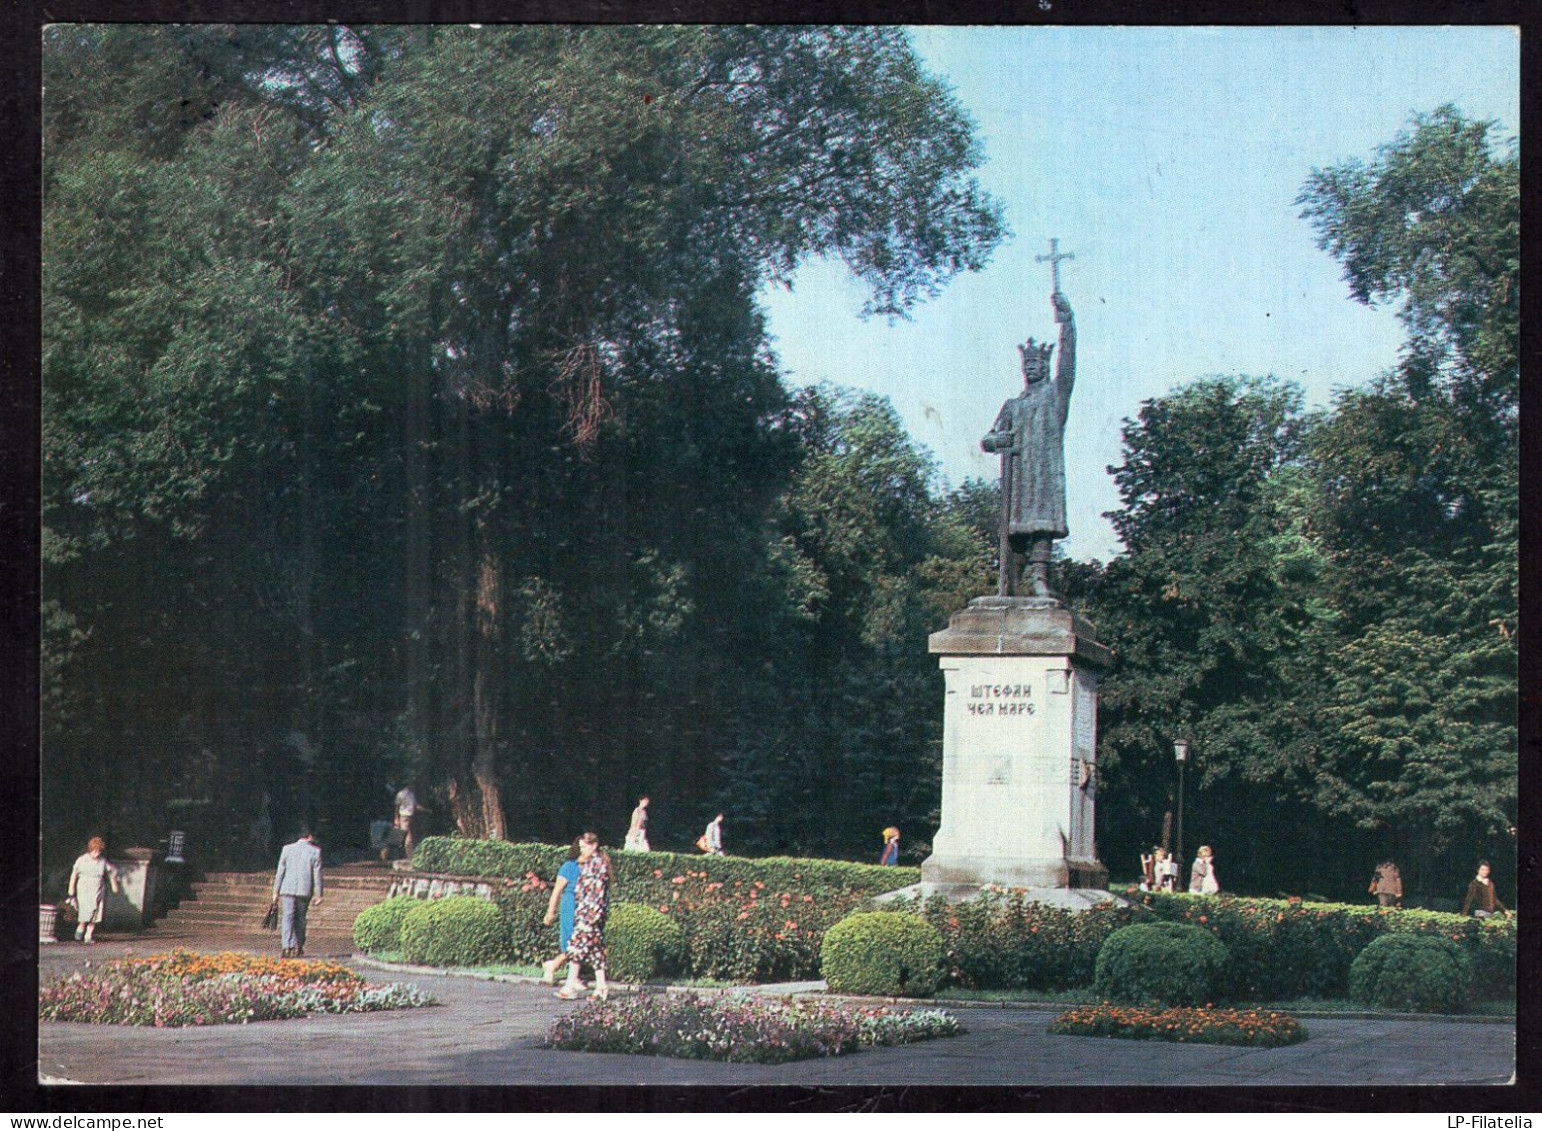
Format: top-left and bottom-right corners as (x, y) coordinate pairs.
(403, 356), (434, 767)
(471, 540), (507, 840)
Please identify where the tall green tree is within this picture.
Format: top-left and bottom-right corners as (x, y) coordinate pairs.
(1088, 376), (1332, 889)
(720, 386), (990, 857)
(1298, 104), (1518, 432)
(1085, 108), (1518, 898)
(42, 25), (1005, 860)
(1296, 107), (1518, 894)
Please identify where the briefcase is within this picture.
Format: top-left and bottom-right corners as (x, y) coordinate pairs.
(261, 901), (278, 931)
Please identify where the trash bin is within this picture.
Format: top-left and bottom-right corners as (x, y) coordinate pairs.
(40, 904), (59, 945)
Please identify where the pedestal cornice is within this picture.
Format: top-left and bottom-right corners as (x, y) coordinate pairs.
(928, 596), (1112, 668)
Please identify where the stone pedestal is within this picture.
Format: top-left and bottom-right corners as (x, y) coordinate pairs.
(920, 597), (1110, 894)
(105, 847), (160, 929)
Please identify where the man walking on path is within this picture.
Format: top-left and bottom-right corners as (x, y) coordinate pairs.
(272, 827), (324, 957)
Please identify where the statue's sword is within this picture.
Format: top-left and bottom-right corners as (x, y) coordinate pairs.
(998, 448), (1014, 597)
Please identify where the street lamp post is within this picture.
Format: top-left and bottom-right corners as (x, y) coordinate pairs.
(1174, 737), (1190, 889)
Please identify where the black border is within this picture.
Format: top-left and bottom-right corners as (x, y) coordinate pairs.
(5, 0), (1537, 1114)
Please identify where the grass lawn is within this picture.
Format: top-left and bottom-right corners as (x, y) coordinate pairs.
(356, 955), (1513, 1018)
(935, 986), (1514, 1017)
(363, 955), (741, 989)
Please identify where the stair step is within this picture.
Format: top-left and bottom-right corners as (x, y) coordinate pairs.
(160, 915), (364, 932)
(164, 904), (372, 921)
(149, 869), (408, 933)
(179, 890), (385, 906)
(169, 902), (382, 920)
(198, 874), (397, 891)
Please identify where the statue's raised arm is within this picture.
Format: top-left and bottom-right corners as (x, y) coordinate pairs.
(1052, 290), (1075, 422)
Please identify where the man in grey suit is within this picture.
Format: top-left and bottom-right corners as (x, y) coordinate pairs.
(272, 827), (324, 957)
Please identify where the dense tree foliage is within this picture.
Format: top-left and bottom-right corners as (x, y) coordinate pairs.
(1088, 108), (1517, 901)
(43, 24), (1003, 866)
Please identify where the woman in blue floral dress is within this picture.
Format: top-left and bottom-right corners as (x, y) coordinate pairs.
(557, 832), (611, 1000)
(541, 838), (584, 986)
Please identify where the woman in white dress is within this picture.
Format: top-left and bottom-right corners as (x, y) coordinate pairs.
(68, 836), (120, 943)
(1188, 844), (1220, 894)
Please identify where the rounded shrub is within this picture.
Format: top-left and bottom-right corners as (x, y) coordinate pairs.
(606, 903), (686, 982)
(821, 911), (945, 997)
(399, 896), (511, 967)
(1348, 933), (1471, 1013)
(1093, 922), (1230, 1006)
(352, 896), (421, 955)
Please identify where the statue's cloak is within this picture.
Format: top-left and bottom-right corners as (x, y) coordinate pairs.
(984, 378), (1070, 539)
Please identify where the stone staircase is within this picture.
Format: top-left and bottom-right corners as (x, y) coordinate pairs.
(155, 867), (397, 941)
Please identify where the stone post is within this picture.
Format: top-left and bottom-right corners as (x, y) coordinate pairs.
(105, 847), (160, 929)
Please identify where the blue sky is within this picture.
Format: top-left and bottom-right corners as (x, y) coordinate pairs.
(759, 26), (1520, 562)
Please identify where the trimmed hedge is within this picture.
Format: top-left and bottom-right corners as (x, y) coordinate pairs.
(399, 896), (511, 967)
(1094, 922), (1230, 1006)
(413, 836), (918, 897)
(1130, 891), (1515, 1001)
(899, 891), (1135, 991)
(388, 840), (1515, 1003)
(352, 896), (420, 955)
(1348, 934), (1472, 1013)
(821, 912), (945, 997)
(607, 903), (685, 983)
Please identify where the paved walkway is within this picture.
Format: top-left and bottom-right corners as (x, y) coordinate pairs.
(34, 934), (1515, 1087)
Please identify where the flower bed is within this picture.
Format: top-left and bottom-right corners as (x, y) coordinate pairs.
(545, 991), (962, 1063)
(38, 950), (434, 1027)
(495, 864), (880, 983)
(1048, 1003), (1307, 1047)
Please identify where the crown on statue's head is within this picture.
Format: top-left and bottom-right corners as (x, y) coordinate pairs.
(1018, 337), (1054, 379)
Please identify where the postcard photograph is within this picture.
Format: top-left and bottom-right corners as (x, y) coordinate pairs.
(30, 19), (1521, 1096)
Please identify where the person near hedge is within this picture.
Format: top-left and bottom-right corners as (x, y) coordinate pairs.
(1187, 844), (1220, 894)
(880, 827), (900, 866)
(624, 796), (651, 852)
(557, 831), (611, 1000)
(1155, 846), (1177, 892)
(67, 836), (120, 944)
(542, 837), (585, 987)
(700, 813), (725, 855)
(271, 826), (324, 958)
(1460, 860), (1509, 918)
(394, 784), (421, 860)
(1368, 859), (1403, 908)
